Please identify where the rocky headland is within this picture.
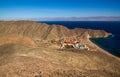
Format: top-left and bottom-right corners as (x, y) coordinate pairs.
(0, 21), (119, 77)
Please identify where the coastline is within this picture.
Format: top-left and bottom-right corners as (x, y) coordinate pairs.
(90, 38), (120, 57)
(88, 38), (120, 61)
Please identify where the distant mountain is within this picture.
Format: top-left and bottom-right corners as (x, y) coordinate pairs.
(30, 16), (120, 21)
(1, 16), (120, 21)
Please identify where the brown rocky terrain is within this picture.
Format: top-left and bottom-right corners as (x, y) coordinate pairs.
(0, 21), (119, 77)
(0, 21), (111, 49)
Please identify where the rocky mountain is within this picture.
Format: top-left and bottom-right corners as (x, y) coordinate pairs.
(0, 21), (111, 49)
(0, 21), (110, 41)
(0, 21), (119, 77)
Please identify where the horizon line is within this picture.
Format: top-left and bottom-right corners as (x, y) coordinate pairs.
(0, 16), (120, 21)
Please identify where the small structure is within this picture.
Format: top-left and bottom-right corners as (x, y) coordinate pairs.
(74, 41), (81, 48)
(60, 37), (76, 49)
(60, 37), (89, 50)
(79, 44), (89, 50)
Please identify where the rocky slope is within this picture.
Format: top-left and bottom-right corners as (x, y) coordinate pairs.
(0, 43), (120, 77)
(0, 21), (110, 39)
(0, 21), (119, 77)
(0, 21), (111, 47)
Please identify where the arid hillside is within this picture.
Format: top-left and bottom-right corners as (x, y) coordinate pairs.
(0, 21), (111, 48)
(0, 21), (119, 77)
(0, 21), (110, 39)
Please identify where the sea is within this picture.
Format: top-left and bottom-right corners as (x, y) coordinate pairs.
(37, 21), (120, 57)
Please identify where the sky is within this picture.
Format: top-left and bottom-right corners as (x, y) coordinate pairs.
(0, 0), (120, 20)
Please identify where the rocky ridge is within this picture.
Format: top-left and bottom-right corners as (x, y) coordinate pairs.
(0, 21), (110, 39)
(0, 21), (111, 46)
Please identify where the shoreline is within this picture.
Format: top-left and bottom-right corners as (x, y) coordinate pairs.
(90, 38), (120, 57)
(88, 38), (120, 61)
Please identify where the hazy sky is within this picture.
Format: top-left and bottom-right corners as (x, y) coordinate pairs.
(0, 0), (120, 20)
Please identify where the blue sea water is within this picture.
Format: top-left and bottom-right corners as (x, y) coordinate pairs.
(38, 21), (120, 57)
